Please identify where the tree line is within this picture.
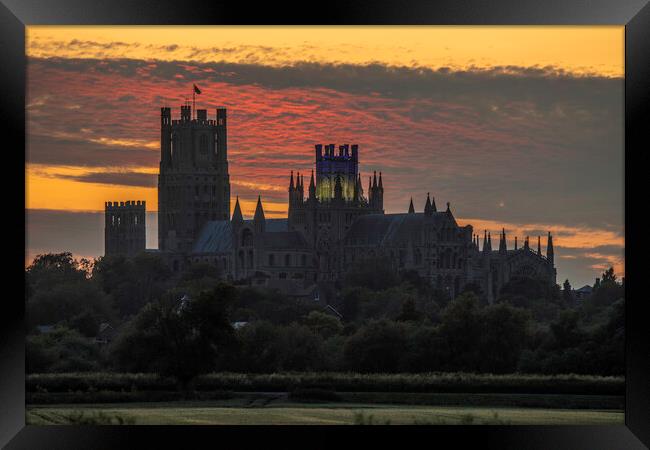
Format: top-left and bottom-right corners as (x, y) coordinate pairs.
(25, 253), (625, 384)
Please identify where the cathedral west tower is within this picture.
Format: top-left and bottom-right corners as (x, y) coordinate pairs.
(158, 104), (230, 253)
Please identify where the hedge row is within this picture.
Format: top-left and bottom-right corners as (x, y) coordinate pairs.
(27, 372), (624, 395)
(27, 390), (233, 405)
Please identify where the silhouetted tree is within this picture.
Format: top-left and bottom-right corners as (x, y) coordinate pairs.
(562, 279), (574, 304)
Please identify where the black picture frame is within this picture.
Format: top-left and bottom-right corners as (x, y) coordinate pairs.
(3, 0), (649, 448)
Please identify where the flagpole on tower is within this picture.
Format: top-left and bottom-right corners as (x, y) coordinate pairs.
(192, 86), (195, 120)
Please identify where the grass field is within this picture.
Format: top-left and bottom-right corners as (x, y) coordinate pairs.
(26, 401), (624, 425)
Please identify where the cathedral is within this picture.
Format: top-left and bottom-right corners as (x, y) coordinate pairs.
(104, 103), (556, 304)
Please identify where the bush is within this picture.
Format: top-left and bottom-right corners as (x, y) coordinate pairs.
(26, 328), (102, 373)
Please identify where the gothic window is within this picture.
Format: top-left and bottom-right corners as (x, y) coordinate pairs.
(200, 134), (208, 154)
(171, 134), (178, 158)
(241, 229), (253, 247)
(269, 254), (275, 267)
(247, 250), (254, 268)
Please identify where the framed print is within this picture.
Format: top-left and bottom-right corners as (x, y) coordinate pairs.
(2, 0), (649, 448)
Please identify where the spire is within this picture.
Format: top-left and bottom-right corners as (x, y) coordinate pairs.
(232, 196), (243, 224)
(431, 195), (437, 212)
(368, 176), (372, 203)
(446, 202), (451, 214)
(524, 236), (530, 250)
(537, 236), (542, 255)
(300, 174), (304, 191)
(487, 231), (492, 251)
(424, 193), (432, 216)
(289, 170), (294, 191)
(499, 228), (507, 253)
(378, 172), (383, 189)
(546, 231), (554, 265)
(309, 169), (316, 199)
(408, 198), (415, 214)
(254, 195), (265, 232)
(514, 236), (518, 250)
(482, 230), (488, 252)
(373, 171), (377, 188)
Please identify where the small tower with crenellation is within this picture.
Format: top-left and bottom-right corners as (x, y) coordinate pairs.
(104, 200), (146, 257)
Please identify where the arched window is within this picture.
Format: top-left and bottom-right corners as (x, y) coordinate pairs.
(200, 134), (208, 154)
(241, 229), (253, 247)
(171, 133), (178, 158)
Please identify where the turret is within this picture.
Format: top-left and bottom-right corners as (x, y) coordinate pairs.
(514, 236), (518, 250)
(254, 195), (265, 233)
(351, 144), (358, 161)
(216, 108), (227, 161)
(499, 228), (507, 254)
(546, 231), (554, 265)
(300, 173), (305, 201)
(537, 236), (542, 255)
(408, 198), (415, 214)
(309, 169), (316, 200)
(180, 104), (191, 121)
(524, 236), (530, 250)
(288, 171), (296, 206)
(160, 107), (172, 167)
(232, 196), (243, 228)
(424, 193), (433, 216)
(315, 144), (323, 162)
(482, 230), (489, 252)
(376, 172), (384, 210)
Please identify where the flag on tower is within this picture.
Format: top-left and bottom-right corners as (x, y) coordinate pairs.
(193, 84), (201, 94)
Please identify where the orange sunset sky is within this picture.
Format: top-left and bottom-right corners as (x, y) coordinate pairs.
(25, 26), (624, 287)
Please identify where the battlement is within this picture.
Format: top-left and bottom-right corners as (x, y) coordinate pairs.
(105, 200), (146, 210)
(162, 105), (226, 126)
(315, 143), (359, 162)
